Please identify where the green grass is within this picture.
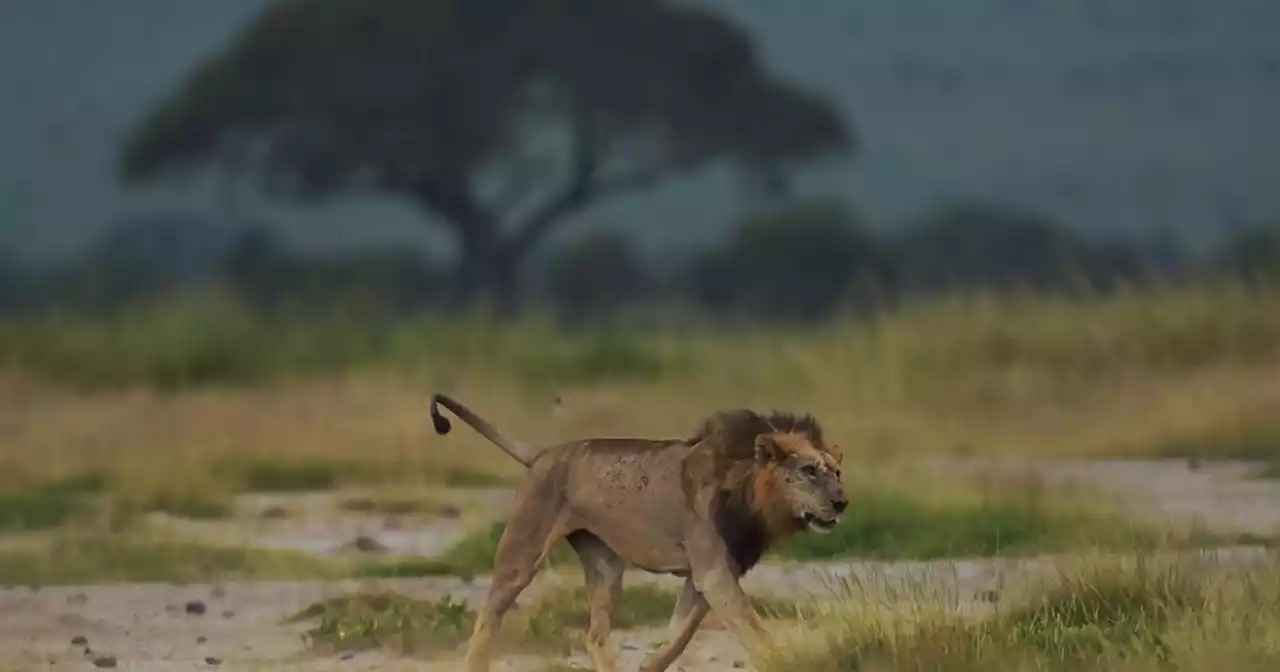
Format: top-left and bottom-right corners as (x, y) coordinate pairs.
(7, 282), (1277, 394)
(1153, 422), (1280, 478)
(383, 475), (1216, 581)
(0, 472), (108, 532)
(290, 592), (476, 655)
(0, 291), (690, 392)
(0, 534), (337, 586)
(0, 291), (396, 391)
(773, 484), (1158, 561)
(291, 584), (683, 657)
(388, 521), (579, 580)
(128, 491), (234, 521)
(223, 459), (345, 492)
(517, 584), (677, 646)
(765, 553), (1280, 672)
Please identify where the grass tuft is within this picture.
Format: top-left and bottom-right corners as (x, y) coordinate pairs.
(0, 472), (108, 532)
(292, 584), (683, 658)
(0, 534), (337, 585)
(223, 460), (345, 492)
(414, 522), (578, 579)
(775, 477), (1159, 561)
(1153, 422), (1280, 478)
(292, 592), (475, 655)
(764, 552), (1280, 672)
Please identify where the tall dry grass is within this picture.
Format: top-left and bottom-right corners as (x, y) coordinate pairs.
(765, 549), (1280, 671)
(0, 282), (1277, 518)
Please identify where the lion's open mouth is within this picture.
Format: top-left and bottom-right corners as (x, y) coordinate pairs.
(803, 512), (840, 533)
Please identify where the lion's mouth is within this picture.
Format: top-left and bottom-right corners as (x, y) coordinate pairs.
(803, 513), (840, 533)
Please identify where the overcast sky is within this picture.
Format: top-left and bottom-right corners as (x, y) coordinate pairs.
(2, 0), (1279, 263)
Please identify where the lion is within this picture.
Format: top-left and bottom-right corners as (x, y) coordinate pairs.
(429, 393), (848, 672)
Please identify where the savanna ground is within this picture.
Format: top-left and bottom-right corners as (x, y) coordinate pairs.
(2, 282), (1280, 670)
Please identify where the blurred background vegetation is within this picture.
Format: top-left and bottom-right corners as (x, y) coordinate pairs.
(2, 5), (1280, 669)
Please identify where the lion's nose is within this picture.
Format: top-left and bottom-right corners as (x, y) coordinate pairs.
(833, 498), (848, 514)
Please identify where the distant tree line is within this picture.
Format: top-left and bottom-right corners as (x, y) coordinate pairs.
(1, 200), (1276, 323)
(3, 1), (1276, 323)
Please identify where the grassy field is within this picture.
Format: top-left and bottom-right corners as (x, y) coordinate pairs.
(2, 282), (1279, 668)
(2, 282), (1278, 498)
(764, 550), (1280, 672)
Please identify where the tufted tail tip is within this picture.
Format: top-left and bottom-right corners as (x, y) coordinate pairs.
(429, 395), (453, 435)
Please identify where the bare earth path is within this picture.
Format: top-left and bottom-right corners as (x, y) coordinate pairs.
(2, 458), (1277, 672)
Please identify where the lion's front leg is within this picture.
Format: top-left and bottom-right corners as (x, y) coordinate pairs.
(639, 577), (710, 672)
(684, 533), (773, 667)
(693, 566), (772, 663)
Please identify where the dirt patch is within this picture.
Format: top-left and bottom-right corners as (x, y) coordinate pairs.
(3, 546), (1272, 671)
(141, 488), (517, 559)
(921, 457), (1280, 535)
(5, 457), (1279, 670)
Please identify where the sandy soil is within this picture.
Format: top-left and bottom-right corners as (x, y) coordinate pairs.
(920, 457), (1280, 535)
(2, 459), (1277, 671)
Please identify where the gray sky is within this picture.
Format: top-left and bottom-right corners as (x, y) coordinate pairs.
(2, 0), (1279, 264)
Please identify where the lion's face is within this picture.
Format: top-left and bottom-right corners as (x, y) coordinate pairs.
(756, 434), (848, 534)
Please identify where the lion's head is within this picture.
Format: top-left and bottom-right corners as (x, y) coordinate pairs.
(694, 409), (848, 535)
(754, 426), (847, 534)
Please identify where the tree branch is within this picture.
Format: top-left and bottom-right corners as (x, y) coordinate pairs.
(498, 103), (598, 262)
(387, 168), (496, 238)
(490, 159), (544, 221)
(500, 108), (691, 262)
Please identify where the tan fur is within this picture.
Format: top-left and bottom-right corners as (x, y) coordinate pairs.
(429, 394), (848, 672)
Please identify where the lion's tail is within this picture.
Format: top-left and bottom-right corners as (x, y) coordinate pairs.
(430, 393), (535, 468)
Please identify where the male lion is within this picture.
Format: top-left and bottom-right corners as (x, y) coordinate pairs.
(429, 393), (848, 672)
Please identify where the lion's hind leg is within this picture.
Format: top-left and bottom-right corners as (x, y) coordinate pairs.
(566, 531), (625, 672)
(463, 486), (569, 672)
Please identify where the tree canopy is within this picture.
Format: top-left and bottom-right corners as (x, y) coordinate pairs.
(121, 0), (853, 311)
(691, 199), (889, 320)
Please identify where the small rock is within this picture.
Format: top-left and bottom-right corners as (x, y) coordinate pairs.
(66, 593), (88, 605)
(345, 535), (389, 554)
(70, 635), (88, 646)
(196, 636), (207, 645)
(437, 504), (462, 519)
(260, 505), (289, 519)
(733, 661), (745, 668)
(1187, 455), (1202, 471)
(90, 655), (117, 668)
(340, 651), (357, 660)
(204, 657), (222, 666)
(185, 600), (207, 615)
(222, 610), (236, 619)
(211, 584), (226, 598)
(382, 516), (402, 530)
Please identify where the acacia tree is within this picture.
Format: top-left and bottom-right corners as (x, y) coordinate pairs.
(120, 0), (852, 312)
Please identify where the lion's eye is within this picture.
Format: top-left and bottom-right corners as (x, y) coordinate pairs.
(801, 464), (820, 478)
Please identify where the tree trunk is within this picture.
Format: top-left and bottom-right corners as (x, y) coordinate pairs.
(450, 232), (520, 316)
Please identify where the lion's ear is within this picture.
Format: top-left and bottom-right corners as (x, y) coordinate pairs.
(754, 434), (784, 464)
(827, 443), (844, 466)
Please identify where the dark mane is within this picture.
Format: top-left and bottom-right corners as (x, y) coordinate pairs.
(684, 407), (827, 573)
(688, 408), (825, 455)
